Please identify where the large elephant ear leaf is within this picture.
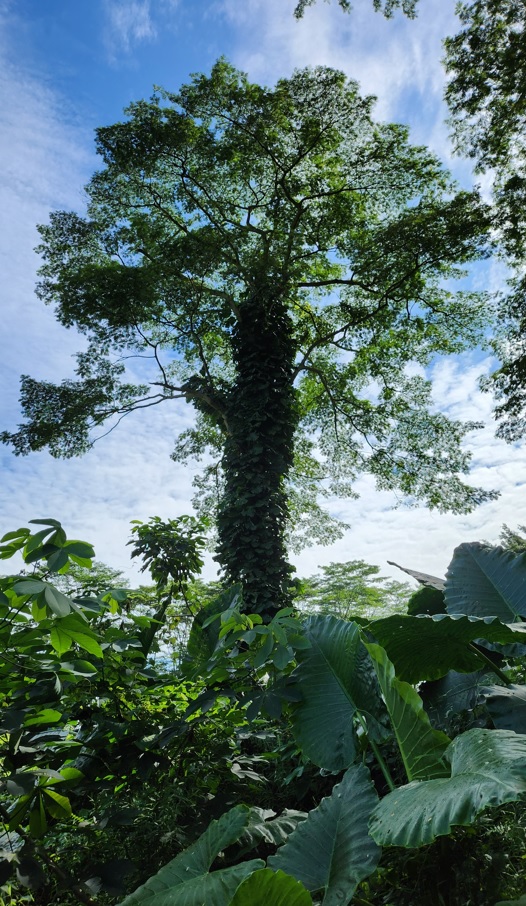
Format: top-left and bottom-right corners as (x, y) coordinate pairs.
(366, 643), (450, 781)
(291, 615), (388, 771)
(368, 614), (526, 683)
(269, 763), (380, 906)
(445, 543), (526, 621)
(484, 684), (526, 734)
(370, 729), (526, 848)
(117, 805), (263, 906)
(228, 869), (312, 905)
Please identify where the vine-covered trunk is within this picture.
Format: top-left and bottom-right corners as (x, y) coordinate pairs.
(216, 287), (298, 619)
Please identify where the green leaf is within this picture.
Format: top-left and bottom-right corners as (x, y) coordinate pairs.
(29, 518), (62, 527)
(484, 684), (526, 733)
(63, 540), (95, 558)
(369, 614), (526, 683)
(237, 809), (307, 852)
(50, 615), (103, 658)
(29, 795), (48, 838)
(366, 643), (450, 781)
(24, 709), (62, 726)
(228, 869), (312, 905)
(0, 528), (30, 543)
(42, 788), (72, 819)
(290, 615), (388, 771)
(12, 579), (46, 596)
(117, 805), (263, 906)
(44, 585), (73, 617)
(445, 543), (526, 621)
(270, 764), (380, 905)
(420, 670), (493, 734)
(370, 729), (526, 848)
(59, 659), (98, 677)
(47, 548), (69, 572)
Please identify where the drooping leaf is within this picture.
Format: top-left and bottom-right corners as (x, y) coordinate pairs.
(368, 613), (526, 683)
(370, 729), (526, 848)
(387, 560), (445, 590)
(270, 764), (380, 905)
(290, 615), (388, 771)
(228, 869), (312, 905)
(366, 643), (450, 781)
(484, 684), (526, 734)
(43, 585), (73, 617)
(117, 805), (264, 906)
(445, 543), (526, 621)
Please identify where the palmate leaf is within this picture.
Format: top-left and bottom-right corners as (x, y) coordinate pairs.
(228, 869), (312, 905)
(445, 543), (526, 621)
(290, 615), (388, 771)
(117, 805), (263, 906)
(366, 643), (450, 781)
(269, 764), (380, 906)
(370, 729), (526, 848)
(369, 613), (526, 683)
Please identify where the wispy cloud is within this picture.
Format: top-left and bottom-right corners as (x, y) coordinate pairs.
(103, 0), (157, 61)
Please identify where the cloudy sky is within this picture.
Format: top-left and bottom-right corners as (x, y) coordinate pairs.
(1, 0), (525, 586)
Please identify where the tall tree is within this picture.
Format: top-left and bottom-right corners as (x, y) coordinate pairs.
(2, 62), (495, 617)
(444, 0), (526, 441)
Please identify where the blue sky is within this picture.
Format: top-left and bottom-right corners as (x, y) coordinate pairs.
(2, 0), (526, 585)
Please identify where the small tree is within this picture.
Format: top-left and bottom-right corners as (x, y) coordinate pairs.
(2, 62), (496, 618)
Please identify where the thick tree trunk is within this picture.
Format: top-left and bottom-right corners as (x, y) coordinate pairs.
(216, 287), (298, 619)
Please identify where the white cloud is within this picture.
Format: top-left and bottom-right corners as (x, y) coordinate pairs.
(104, 0), (157, 60)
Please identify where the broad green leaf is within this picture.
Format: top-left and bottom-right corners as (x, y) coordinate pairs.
(445, 543), (526, 621)
(484, 684), (526, 734)
(24, 709), (62, 726)
(25, 528), (54, 554)
(291, 615), (388, 771)
(237, 809), (307, 852)
(29, 795), (47, 838)
(44, 585), (73, 617)
(420, 670), (493, 734)
(366, 643), (450, 781)
(228, 869), (312, 905)
(0, 528), (30, 543)
(63, 540), (95, 557)
(42, 788), (72, 819)
(370, 729), (526, 848)
(50, 615), (103, 658)
(47, 549), (69, 572)
(495, 897), (526, 906)
(59, 659), (98, 677)
(117, 805), (264, 906)
(12, 579), (46, 596)
(369, 614), (526, 683)
(28, 518), (62, 527)
(270, 764), (380, 906)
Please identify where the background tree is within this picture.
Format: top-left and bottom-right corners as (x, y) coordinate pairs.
(2, 61), (496, 618)
(444, 0), (526, 443)
(294, 560), (412, 620)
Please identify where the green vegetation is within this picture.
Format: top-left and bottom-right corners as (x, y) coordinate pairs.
(0, 518), (525, 905)
(2, 10), (526, 901)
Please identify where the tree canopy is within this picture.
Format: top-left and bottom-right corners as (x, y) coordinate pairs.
(2, 61), (496, 615)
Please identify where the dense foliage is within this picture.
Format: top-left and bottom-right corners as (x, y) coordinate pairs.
(1, 518), (525, 905)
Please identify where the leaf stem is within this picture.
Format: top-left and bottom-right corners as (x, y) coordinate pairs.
(468, 642), (512, 685)
(357, 713), (396, 792)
